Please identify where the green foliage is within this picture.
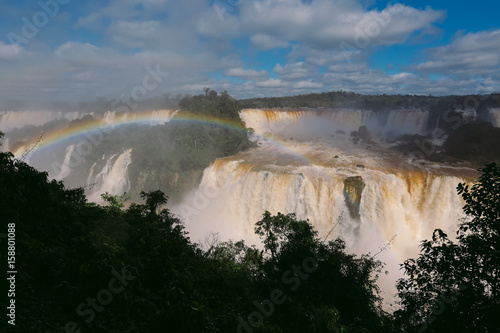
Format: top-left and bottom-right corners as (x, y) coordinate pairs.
(78, 90), (254, 203)
(101, 192), (129, 214)
(443, 123), (500, 164)
(254, 211), (390, 332)
(180, 89), (244, 123)
(255, 211), (319, 265)
(123, 120), (253, 202)
(0, 141), (392, 332)
(395, 163), (500, 333)
(240, 91), (500, 117)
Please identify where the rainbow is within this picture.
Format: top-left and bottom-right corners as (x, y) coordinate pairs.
(10, 109), (173, 156)
(6, 109), (448, 265)
(9, 110), (313, 165)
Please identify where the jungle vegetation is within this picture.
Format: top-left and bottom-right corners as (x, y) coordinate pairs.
(1, 128), (499, 332)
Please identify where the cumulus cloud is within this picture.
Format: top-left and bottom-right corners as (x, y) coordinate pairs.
(0, 0), (498, 108)
(201, 0), (445, 50)
(255, 78), (288, 88)
(0, 42), (27, 61)
(109, 20), (163, 48)
(224, 68), (269, 80)
(250, 34), (289, 50)
(55, 41), (100, 58)
(274, 62), (317, 80)
(293, 81), (323, 89)
(409, 29), (500, 77)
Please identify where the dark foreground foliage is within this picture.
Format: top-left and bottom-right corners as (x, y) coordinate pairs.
(1, 128), (499, 332)
(395, 163), (500, 333)
(442, 123), (500, 164)
(0, 135), (389, 332)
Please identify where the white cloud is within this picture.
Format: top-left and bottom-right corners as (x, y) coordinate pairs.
(55, 41), (100, 58)
(0, 42), (27, 61)
(75, 12), (102, 29)
(1, 0), (499, 107)
(201, 0), (445, 51)
(392, 72), (417, 82)
(255, 78), (288, 88)
(409, 29), (500, 77)
(224, 68), (269, 80)
(293, 81), (323, 89)
(53, 42), (111, 68)
(250, 34), (289, 50)
(109, 20), (163, 48)
(274, 62), (317, 81)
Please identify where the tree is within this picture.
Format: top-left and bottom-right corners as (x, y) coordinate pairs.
(0, 130), (392, 332)
(254, 211), (390, 332)
(255, 211), (318, 267)
(395, 163), (500, 333)
(101, 191), (129, 214)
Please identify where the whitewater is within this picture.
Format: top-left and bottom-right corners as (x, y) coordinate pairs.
(172, 108), (479, 309)
(0, 107), (488, 309)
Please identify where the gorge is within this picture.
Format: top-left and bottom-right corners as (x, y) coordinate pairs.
(1, 105), (494, 308)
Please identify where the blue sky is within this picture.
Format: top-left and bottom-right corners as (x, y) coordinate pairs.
(0, 0), (499, 108)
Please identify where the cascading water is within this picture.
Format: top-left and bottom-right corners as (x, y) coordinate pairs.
(240, 109), (376, 139)
(0, 109), (177, 134)
(240, 108), (430, 138)
(4, 110), (176, 199)
(6, 109), (176, 159)
(1, 106), (484, 309)
(1, 137), (9, 152)
(182, 151), (467, 257)
(87, 149), (133, 202)
(175, 108), (477, 308)
(54, 144), (76, 181)
(384, 109), (429, 135)
(0, 110), (81, 132)
(490, 108), (500, 127)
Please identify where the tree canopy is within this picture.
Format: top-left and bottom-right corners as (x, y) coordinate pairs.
(2, 126), (499, 332)
(395, 163), (500, 333)
(0, 138), (390, 332)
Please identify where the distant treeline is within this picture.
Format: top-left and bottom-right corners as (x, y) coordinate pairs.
(39, 89), (500, 115)
(240, 90), (500, 113)
(239, 90), (500, 164)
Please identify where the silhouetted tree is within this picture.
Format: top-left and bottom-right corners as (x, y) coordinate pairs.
(395, 163), (500, 333)
(253, 211), (391, 332)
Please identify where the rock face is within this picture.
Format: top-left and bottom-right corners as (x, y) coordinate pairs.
(358, 125), (371, 140)
(343, 176), (365, 219)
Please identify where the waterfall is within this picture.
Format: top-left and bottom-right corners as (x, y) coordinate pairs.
(54, 144), (76, 180)
(86, 162), (97, 185)
(87, 149), (133, 202)
(174, 142), (473, 308)
(150, 110), (178, 125)
(240, 108), (429, 138)
(240, 109), (375, 138)
(183, 159), (465, 257)
(384, 109), (429, 135)
(0, 110), (80, 132)
(1, 137), (9, 152)
(103, 111), (117, 125)
(490, 108), (500, 127)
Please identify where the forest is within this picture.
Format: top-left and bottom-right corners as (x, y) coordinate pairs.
(1, 90), (500, 332)
(239, 90), (500, 115)
(1, 135), (499, 332)
(63, 90), (255, 203)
